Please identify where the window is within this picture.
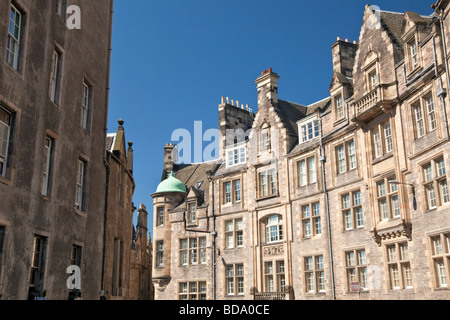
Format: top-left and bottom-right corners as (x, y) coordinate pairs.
(225, 218), (243, 249)
(259, 169), (277, 198)
(408, 40), (419, 70)
(368, 69), (378, 91)
(50, 49), (62, 103)
(5, 4), (22, 70)
(57, 0), (68, 19)
(187, 203), (196, 223)
(298, 156), (316, 186)
(0, 226), (5, 282)
(75, 159), (87, 211)
(386, 242), (413, 290)
(264, 260), (285, 293)
(155, 241), (164, 267)
(336, 140), (357, 174)
(412, 95), (436, 139)
(156, 207), (164, 227)
(225, 264), (244, 296)
(299, 118), (320, 143)
(68, 244), (82, 300)
(377, 177), (400, 221)
(372, 121), (393, 159)
(42, 137), (54, 197)
(341, 190), (364, 230)
(81, 82), (91, 130)
(226, 144), (246, 167)
(345, 249), (368, 291)
(179, 281), (207, 300)
(0, 106), (13, 178)
(302, 203), (321, 238)
(335, 95), (344, 120)
(423, 158), (449, 210)
(266, 215), (283, 243)
(304, 255), (325, 293)
(223, 179), (242, 204)
(29, 235), (47, 299)
(431, 233), (450, 288)
(180, 237), (206, 266)
(260, 129), (270, 151)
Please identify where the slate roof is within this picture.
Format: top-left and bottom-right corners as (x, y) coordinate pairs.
(170, 161), (221, 210)
(275, 99), (307, 137)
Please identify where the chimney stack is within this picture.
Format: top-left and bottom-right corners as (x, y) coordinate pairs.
(331, 38), (358, 78)
(255, 68), (280, 108)
(163, 143), (175, 177)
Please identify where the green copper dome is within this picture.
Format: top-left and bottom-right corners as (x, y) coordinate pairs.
(155, 171), (187, 194)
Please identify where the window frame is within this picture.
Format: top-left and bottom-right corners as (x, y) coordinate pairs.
(5, 4), (22, 70)
(371, 120), (393, 159)
(42, 136), (54, 197)
(335, 139), (357, 175)
(226, 143), (246, 167)
(265, 215), (283, 244)
(178, 281), (207, 300)
(225, 263), (244, 296)
(75, 158), (87, 211)
(385, 242), (413, 290)
(301, 202), (321, 239)
(345, 249), (368, 292)
(258, 169), (277, 198)
(430, 233), (450, 288)
(412, 94), (437, 140)
(304, 255), (325, 294)
(50, 48), (62, 104)
(0, 106), (13, 178)
(156, 206), (165, 227)
(264, 260), (285, 293)
(81, 81), (92, 131)
(376, 176), (400, 221)
(225, 218), (243, 249)
(298, 156), (317, 187)
(422, 157), (449, 210)
(298, 117), (320, 144)
(223, 179), (242, 205)
(341, 190), (364, 231)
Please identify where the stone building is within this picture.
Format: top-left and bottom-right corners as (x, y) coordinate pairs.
(0, 0), (114, 300)
(152, 1), (450, 300)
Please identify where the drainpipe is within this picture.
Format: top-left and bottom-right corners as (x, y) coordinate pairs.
(100, 0), (114, 300)
(210, 176), (217, 301)
(435, 14), (450, 140)
(319, 118), (336, 301)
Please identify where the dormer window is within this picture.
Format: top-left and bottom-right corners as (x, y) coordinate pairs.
(409, 40), (418, 70)
(187, 203), (196, 224)
(335, 95), (344, 120)
(298, 116), (320, 144)
(226, 143), (246, 167)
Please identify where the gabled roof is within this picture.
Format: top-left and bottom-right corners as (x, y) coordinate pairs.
(275, 99), (307, 136)
(380, 11), (406, 47)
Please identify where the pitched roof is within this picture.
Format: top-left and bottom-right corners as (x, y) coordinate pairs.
(275, 99), (307, 136)
(380, 11), (405, 47)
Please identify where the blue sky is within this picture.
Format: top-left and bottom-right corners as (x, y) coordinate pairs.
(107, 0), (434, 238)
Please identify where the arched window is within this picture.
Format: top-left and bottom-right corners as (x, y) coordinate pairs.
(266, 215), (283, 243)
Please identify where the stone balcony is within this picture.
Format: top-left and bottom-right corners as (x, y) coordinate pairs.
(352, 83), (398, 122)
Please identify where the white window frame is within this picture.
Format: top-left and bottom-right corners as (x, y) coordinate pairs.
(298, 116), (320, 144)
(423, 157), (449, 210)
(5, 4), (22, 70)
(225, 218), (243, 249)
(304, 255), (325, 294)
(302, 202), (321, 238)
(81, 82), (91, 130)
(266, 215), (283, 244)
(50, 49), (62, 103)
(341, 190), (364, 231)
(42, 137), (54, 197)
(259, 169), (277, 198)
(0, 107), (12, 178)
(75, 159), (86, 211)
(226, 143), (246, 167)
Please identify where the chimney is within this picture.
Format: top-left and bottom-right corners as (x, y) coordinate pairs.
(137, 204), (148, 237)
(331, 37), (358, 78)
(255, 68), (280, 108)
(163, 143), (175, 177)
(126, 141), (133, 175)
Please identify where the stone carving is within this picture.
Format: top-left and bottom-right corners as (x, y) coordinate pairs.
(263, 244), (284, 257)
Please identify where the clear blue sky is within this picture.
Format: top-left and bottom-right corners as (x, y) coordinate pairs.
(107, 0), (434, 239)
